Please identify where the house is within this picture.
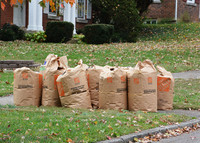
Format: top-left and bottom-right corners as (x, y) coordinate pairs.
(0, 0), (92, 33)
(146, 0), (200, 23)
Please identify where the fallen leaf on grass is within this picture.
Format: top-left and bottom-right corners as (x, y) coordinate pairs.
(16, 129), (21, 132)
(107, 136), (112, 140)
(24, 117), (29, 120)
(133, 137), (139, 142)
(51, 133), (58, 136)
(25, 130), (29, 135)
(66, 138), (73, 142)
(184, 99), (189, 103)
(5, 81), (10, 84)
(108, 125), (113, 130)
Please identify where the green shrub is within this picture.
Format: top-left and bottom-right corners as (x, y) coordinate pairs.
(91, 0), (142, 42)
(111, 32), (121, 43)
(76, 28), (83, 34)
(45, 21), (74, 43)
(25, 31), (47, 42)
(180, 11), (191, 23)
(83, 24), (114, 44)
(0, 23), (25, 41)
(157, 18), (176, 24)
(112, 1), (142, 42)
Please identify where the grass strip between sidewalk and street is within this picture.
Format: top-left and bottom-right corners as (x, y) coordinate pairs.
(173, 79), (200, 110)
(0, 72), (13, 97)
(0, 106), (193, 142)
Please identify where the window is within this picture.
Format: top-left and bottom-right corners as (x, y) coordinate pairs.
(78, 0), (85, 19)
(186, 0), (196, 6)
(187, 0), (195, 4)
(144, 19), (157, 24)
(44, 1), (63, 19)
(77, 0), (92, 20)
(87, 0), (92, 19)
(153, 0), (161, 3)
(49, 2), (57, 16)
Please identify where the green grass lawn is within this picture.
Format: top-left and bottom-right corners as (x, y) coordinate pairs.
(0, 72), (13, 96)
(139, 23), (200, 41)
(174, 79), (200, 110)
(0, 106), (193, 142)
(0, 23), (199, 72)
(0, 40), (199, 73)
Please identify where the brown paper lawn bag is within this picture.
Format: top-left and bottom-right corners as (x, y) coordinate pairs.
(128, 60), (157, 112)
(157, 66), (174, 110)
(56, 64), (92, 109)
(14, 67), (42, 106)
(87, 65), (106, 109)
(42, 54), (68, 107)
(99, 67), (127, 110)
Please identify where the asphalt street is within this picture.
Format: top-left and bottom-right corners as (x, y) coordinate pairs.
(156, 128), (200, 143)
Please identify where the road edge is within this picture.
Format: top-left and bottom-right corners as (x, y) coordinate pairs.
(98, 118), (200, 143)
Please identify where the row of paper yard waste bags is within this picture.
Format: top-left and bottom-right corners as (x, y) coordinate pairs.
(13, 54), (174, 112)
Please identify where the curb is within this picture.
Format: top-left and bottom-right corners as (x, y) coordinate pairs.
(98, 118), (200, 143)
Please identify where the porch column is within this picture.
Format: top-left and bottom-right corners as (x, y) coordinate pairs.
(27, 0), (37, 30)
(64, 2), (76, 34)
(71, 2), (76, 34)
(36, 0), (43, 31)
(199, 2), (200, 19)
(175, 0), (178, 21)
(27, 0), (43, 31)
(64, 2), (71, 22)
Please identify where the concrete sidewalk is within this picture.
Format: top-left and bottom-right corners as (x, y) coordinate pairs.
(158, 110), (200, 118)
(172, 70), (200, 79)
(0, 94), (14, 105)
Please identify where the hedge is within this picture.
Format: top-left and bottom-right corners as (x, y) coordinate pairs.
(83, 24), (114, 44)
(0, 23), (24, 41)
(46, 21), (74, 43)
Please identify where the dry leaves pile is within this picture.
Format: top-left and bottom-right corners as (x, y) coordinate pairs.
(132, 123), (200, 143)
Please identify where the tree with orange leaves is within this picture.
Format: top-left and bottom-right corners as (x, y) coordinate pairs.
(1, 0), (75, 11)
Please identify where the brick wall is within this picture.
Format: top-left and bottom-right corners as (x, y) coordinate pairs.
(178, 0), (199, 22)
(42, 14), (92, 32)
(146, 0), (175, 19)
(1, 2), (13, 28)
(146, 0), (200, 22)
(76, 19), (92, 30)
(42, 13), (63, 31)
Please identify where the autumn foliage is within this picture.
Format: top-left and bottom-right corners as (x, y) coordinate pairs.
(1, 0), (75, 11)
